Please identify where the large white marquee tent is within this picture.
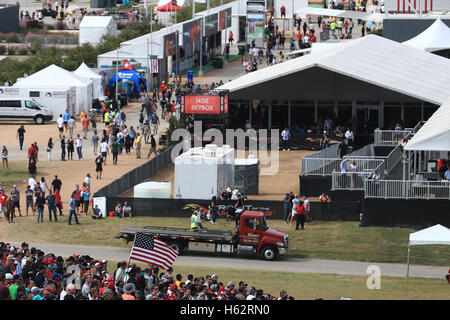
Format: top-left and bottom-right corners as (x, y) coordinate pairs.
(403, 17), (450, 52)
(15, 64), (93, 115)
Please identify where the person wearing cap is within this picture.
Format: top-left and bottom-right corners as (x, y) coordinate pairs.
(246, 287), (257, 300)
(31, 286), (44, 300)
(1, 255), (15, 274)
(225, 281), (235, 297)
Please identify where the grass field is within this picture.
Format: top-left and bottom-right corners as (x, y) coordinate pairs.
(103, 263), (449, 300)
(0, 161), (30, 187)
(4, 216), (450, 266)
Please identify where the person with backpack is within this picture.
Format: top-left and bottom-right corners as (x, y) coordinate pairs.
(95, 153), (104, 179)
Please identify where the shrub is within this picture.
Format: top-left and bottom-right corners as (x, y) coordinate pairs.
(8, 47), (15, 55)
(19, 48), (28, 55)
(0, 46), (5, 55)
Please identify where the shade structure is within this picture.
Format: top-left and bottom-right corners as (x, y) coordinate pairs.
(74, 62), (103, 99)
(404, 101), (450, 151)
(403, 17), (450, 52)
(295, 7), (369, 20)
(157, 1), (182, 12)
(406, 224), (450, 282)
(108, 69), (147, 96)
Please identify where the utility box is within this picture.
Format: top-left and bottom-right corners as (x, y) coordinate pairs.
(174, 144), (235, 200)
(234, 158), (259, 195)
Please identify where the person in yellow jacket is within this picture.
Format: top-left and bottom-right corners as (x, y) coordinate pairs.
(190, 211), (199, 231)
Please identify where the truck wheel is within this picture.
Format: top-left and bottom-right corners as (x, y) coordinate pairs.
(261, 246), (277, 261)
(35, 116), (44, 125)
(167, 240), (183, 254)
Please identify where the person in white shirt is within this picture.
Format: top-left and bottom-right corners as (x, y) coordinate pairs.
(56, 115), (64, 138)
(67, 117), (76, 137)
(28, 177), (36, 191)
(340, 157), (348, 173)
(76, 134), (83, 160)
(345, 128), (354, 148)
(100, 139), (108, 164)
(281, 127), (290, 151)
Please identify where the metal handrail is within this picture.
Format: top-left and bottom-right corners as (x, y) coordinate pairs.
(364, 179), (450, 199)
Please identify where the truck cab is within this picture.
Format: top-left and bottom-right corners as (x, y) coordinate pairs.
(236, 211), (289, 261)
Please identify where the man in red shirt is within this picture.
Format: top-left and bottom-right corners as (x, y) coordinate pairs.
(82, 116), (90, 139)
(160, 81), (167, 100)
(0, 190), (7, 218)
(295, 200), (306, 230)
(280, 5), (286, 18)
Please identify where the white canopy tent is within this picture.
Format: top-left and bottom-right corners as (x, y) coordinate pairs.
(14, 64), (93, 115)
(403, 17), (450, 52)
(79, 16), (117, 46)
(406, 224), (450, 282)
(405, 101), (450, 151)
(74, 62), (103, 99)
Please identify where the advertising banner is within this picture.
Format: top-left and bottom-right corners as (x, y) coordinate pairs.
(164, 32), (177, 57)
(246, 1), (265, 47)
(182, 18), (201, 56)
(205, 13), (218, 36)
(183, 95), (223, 114)
(219, 8), (232, 31)
(308, 0), (326, 8)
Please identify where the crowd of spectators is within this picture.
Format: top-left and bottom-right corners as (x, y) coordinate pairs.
(0, 242), (294, 300)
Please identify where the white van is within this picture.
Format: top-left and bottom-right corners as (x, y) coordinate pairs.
(0, 97), (53, 124)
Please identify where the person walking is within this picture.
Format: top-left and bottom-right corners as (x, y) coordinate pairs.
(56, 114), (64, 139)
(146, 135), (157, 159)
(62, 109), (71, 132)
(111, 139), (120, 165)
(47, 138), (54, 161)
(68, 116), (76, 138)
(34, 191), (45, 223)
(54, 189), (64, 217)
(82, 116), (89, 140)
(76, 135), (83, 160)
(210, 196), (219, 225)
(91, 131), (99, 155)
(16, 125), (26, 150)
(25, 185), (34, 216)
(1, 146), (9, 170)
(95, 153), (103, 179)
(60, 135), (66, 161)
(72, 185), (81, 215)
(100, 138), (108, 165)
(135, 133), (142, 159)
(68, 194), (80, 225)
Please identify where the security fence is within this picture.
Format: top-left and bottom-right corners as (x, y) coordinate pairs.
(374, 129), (412, 146)
(364, 179), (450, 199)
(94, 146), (174, 198)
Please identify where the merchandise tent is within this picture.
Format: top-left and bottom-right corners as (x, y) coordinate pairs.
(14, 64), (93, 115)
(406, 224), (450, 282)
(108, 60), (147, 96)
(403, 17), (450, 52)
(74, 62), (103, 99)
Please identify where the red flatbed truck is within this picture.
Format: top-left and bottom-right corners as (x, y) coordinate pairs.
(116, 211), (289, 261)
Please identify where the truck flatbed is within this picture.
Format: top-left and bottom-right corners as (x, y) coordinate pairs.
(116, 226), (234, 242)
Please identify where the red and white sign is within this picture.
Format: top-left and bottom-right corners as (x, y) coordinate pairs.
(184, 95), (222, 114)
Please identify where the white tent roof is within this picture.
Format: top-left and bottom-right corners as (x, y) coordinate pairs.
(404, 101), (450, 151)
(219, 35), (450, 106)
(15, 64), (92, 87)
(79, 16), (115, 28)
(295, 7), (369, 19)
(74, 62), (102, 79)
(403, 17), (450, 52)
(409, 224), (450, 246)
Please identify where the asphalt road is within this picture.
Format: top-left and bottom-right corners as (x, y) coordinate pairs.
(7, 241), (448, 280)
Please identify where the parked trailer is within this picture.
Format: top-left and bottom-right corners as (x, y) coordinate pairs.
(116, 211), (289, 261)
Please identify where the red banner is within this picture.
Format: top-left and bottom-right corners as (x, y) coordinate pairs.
(184, 95), (222, 114)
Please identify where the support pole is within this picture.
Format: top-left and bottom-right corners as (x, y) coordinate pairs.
(406, 244), (411, 283)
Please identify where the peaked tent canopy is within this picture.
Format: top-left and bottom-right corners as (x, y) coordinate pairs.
(406, 224), (450, 282)
(14, 64), (93, 115)
(404, 101), (450, 151)
(74, 62), (103, 99)
(157, 1), (182, 12)
(403, 17), (450, 52)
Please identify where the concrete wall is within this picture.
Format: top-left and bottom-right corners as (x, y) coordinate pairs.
(0, 4), (19, 33)
(383, 18), (450, 42)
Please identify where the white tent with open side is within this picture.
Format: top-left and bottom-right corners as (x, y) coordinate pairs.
(73, 62), (103, 99)
(403, 17), (450, 53)
(14, 64), (93, 115)
(406, 224), (450, 282)
(404, 101), (450, 151)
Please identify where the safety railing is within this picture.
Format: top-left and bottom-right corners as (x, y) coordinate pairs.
(364, 179), (450, 199)
(374, 129), (412, 146)
(301, 143), (340, 175)
(384, 143), (403, 174)
(332, 171), (373, 190)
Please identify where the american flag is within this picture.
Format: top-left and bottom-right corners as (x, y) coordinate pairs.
(129, 232), (178, 270)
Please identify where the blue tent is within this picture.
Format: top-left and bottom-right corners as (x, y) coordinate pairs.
(109, 69), (147, 96)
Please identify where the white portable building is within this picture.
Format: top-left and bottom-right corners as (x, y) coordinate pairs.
(74, 62), (103, 99)
(79, 16), (117, 46)
(174, 144), (235, 200)
(14, 64), (94, 115)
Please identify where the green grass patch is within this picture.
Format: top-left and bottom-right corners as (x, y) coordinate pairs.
(0, 161), (30, 187)
(5, 217), (450, 266)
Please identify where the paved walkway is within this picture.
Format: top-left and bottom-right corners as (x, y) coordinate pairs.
(5, 241), (447, 280)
